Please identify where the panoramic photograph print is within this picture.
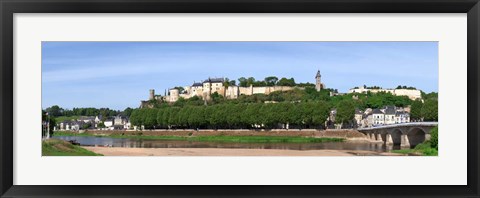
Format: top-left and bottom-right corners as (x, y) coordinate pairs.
(41, 41), (438, 156)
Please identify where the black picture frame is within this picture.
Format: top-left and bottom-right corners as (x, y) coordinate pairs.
(1, 0), (479, 197)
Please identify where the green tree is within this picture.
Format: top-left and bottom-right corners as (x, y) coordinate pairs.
(123, 107), (134, 117)
(335, 100), (355, 126)
(410, 99), (423, 121)
(311, 101), (330, 128)
(246, 77), (256, 87)
(243, 103), (261, 128)
(162, 108), (172, 128)
(156, 108), (166, 128)
(188, 106), (205, 129)
(288, 103), (304, 128)
(238, 77), (247, 87)
(97, 122), (106, 128)
(168, 108), (180, 127)
(422, 99), (438, 121)
(264, 76), (279, 86)
(259, 104), (276, 129)
(276, 77), (296, 86)
(421, 91), (438, 100)
(173, 97), (187, 107)
(129, 109), (142, 127)
(210, 92), (224, 104)
(46, 105), (64, 117)
(143, 108), (158, 129)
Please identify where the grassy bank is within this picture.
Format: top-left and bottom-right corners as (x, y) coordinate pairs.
(53, 131), (344, 143)
(113, 135), (344, 143)
(53, 131), (98, 137)
(42, 139), (102, 156)
(392, 126), (438, 156)
(392, 141), (438, 156)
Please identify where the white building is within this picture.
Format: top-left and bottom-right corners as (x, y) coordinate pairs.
(348, 86), (422, 100)
(384, 106), (396, 125)
(354, 109), (364, 127)
(395, 111), (410, 123)
(113, 116), (128, 130)
(360, 106), (411, 128)
(104, 120), (114, 129)
(372, 109), (385, 125)
(94, 116), (102, 123)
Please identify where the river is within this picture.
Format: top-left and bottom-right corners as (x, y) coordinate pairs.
(53, 136), (404, 152)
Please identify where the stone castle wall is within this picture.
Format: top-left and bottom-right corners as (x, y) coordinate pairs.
(349, 87), (422, 100)
(162, 85), (303, 103)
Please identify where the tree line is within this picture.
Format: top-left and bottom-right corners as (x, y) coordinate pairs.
(235, 76), (315, 87)
(130, 102), (332, 130)
(44, 106), (134, 118)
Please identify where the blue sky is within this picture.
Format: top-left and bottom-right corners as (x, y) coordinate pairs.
(42, 42), (438, 110)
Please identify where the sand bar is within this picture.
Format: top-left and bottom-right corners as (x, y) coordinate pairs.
(83, 147), (403, 156)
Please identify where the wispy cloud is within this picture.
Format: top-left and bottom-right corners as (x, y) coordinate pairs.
(42, 42), (438, 110)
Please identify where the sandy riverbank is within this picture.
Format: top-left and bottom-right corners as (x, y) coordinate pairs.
(82, 147), (403, 156)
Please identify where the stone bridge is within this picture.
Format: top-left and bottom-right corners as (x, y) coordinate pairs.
(357, 122), (438, 148)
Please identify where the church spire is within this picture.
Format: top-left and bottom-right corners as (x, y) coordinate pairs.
(315, 70), (322, 91)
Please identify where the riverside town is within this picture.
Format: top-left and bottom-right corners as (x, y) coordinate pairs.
(41, 42), (438, 156)
(42, 70), (438, 156)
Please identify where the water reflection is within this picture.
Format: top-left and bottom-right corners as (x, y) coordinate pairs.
(53, 136), (403, 152)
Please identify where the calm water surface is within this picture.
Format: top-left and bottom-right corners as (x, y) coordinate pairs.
(53, 136), (403, 152)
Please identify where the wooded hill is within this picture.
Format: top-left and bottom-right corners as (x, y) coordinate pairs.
(132, 87), (438, 130)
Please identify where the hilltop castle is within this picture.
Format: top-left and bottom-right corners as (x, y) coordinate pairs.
(141, 70), (325, 106)
(348, 86), (422, 100)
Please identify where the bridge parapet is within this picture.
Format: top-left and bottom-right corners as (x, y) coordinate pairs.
(357, 122), (438, 131)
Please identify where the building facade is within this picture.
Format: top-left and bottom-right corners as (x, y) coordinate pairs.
(348, 86), (422, 100)
(356, 106), (411, 128)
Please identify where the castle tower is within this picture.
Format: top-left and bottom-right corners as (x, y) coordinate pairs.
(315, 70), (322, 91)
(169, 88), (179, 102)
(149, 89), (155, 100)
(204, 78), (212, 101)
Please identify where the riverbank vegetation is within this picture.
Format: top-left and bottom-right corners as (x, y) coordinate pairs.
(42, 139), (102, 156)
(52, 131), (344, 143)
(393, 126), (438, 156)
(112, 135), (344, 143)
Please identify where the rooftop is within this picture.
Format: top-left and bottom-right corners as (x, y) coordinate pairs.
(203, 77), (225, 83)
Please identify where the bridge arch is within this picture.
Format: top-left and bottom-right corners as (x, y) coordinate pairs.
(407, 127), (427, 147)
(389, 129), (403, 145)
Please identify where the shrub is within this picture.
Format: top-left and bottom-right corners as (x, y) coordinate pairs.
(430, 126), (438, 150)
(421, 147), (438, 156)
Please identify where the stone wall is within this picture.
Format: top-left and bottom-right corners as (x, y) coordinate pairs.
(157, 85), (305, 104)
